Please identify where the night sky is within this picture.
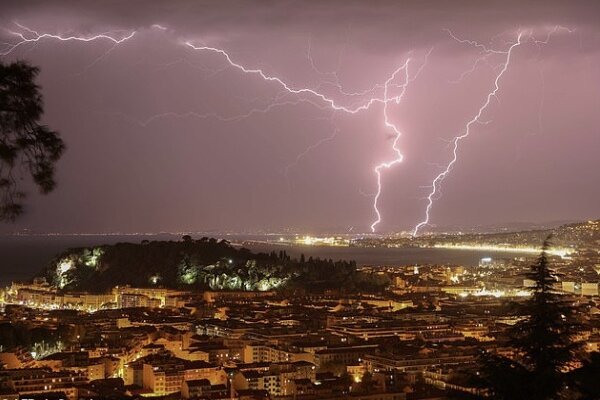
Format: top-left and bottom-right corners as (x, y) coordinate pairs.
(1, 0), (598, 234)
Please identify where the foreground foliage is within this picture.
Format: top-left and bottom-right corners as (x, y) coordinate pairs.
(0, 61), (64, 220)
(473, 236), (598, 400)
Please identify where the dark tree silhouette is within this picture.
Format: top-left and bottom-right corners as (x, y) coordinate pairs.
(41, 237), (381, 293)
(0, 61), (64, 221)
(477, 236), (582, 399)
(568, 352), (600, 400)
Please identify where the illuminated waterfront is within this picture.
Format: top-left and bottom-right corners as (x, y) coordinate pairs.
(428, 243), (574, 258)
(0, 234), (534, 286)
(1, 221), (598, 398)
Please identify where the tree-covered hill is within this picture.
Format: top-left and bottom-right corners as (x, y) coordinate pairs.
(39, 236), (389, 293)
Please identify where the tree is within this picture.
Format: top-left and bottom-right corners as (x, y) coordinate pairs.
(568, 352), (600, 400)
(0, 61), (64, 221)
(477, 236), (582, 399)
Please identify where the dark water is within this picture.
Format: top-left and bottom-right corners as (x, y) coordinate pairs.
(0, 234), (524, 286)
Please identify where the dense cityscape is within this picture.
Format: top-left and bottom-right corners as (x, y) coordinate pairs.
(0, 220), (598, 399)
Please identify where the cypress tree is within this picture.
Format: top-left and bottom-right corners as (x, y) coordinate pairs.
(478, 236), (582, 399)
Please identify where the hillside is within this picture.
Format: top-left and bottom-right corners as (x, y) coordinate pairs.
(39, 236), (388, 293)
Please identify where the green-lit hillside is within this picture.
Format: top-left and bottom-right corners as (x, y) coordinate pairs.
(39, 236), (389, 293)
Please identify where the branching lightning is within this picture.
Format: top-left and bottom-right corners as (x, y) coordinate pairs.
(370, 48), (432, 233)
(411, 32), (523, 236)
(183, 41), (398, 115)
(0, 21), (575, 235)
(183, 40), (434, 233)
(369, 62), (409, 232)
(102, 97), (331, 128)
(0, 22), (136, 56)
(284, 121), (340, 191)
(305, 37), (385, 99)
(411, 26), (572, 236)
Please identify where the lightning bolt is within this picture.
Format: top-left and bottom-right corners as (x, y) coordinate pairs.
(449, 54), (492, 84)
(184, 40), (434, 233)
(0, 22), (136, 56)
(370, 49), (431, 232)
(2, 21), (573, 235)
(183, 41), (402, 115)
(411, 32), (523, 236)
(0, 21), (428, 233)
(99, 94), (334, 129)
(284, 118), (340, 191)
(411, 27), (573, 236)
(370, 60), (410, 233)
(305, 36), (385, 99)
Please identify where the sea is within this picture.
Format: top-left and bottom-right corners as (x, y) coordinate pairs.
(0, 234), (526, 286)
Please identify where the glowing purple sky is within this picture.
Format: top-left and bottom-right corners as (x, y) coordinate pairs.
(1, 1), (599, 234)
